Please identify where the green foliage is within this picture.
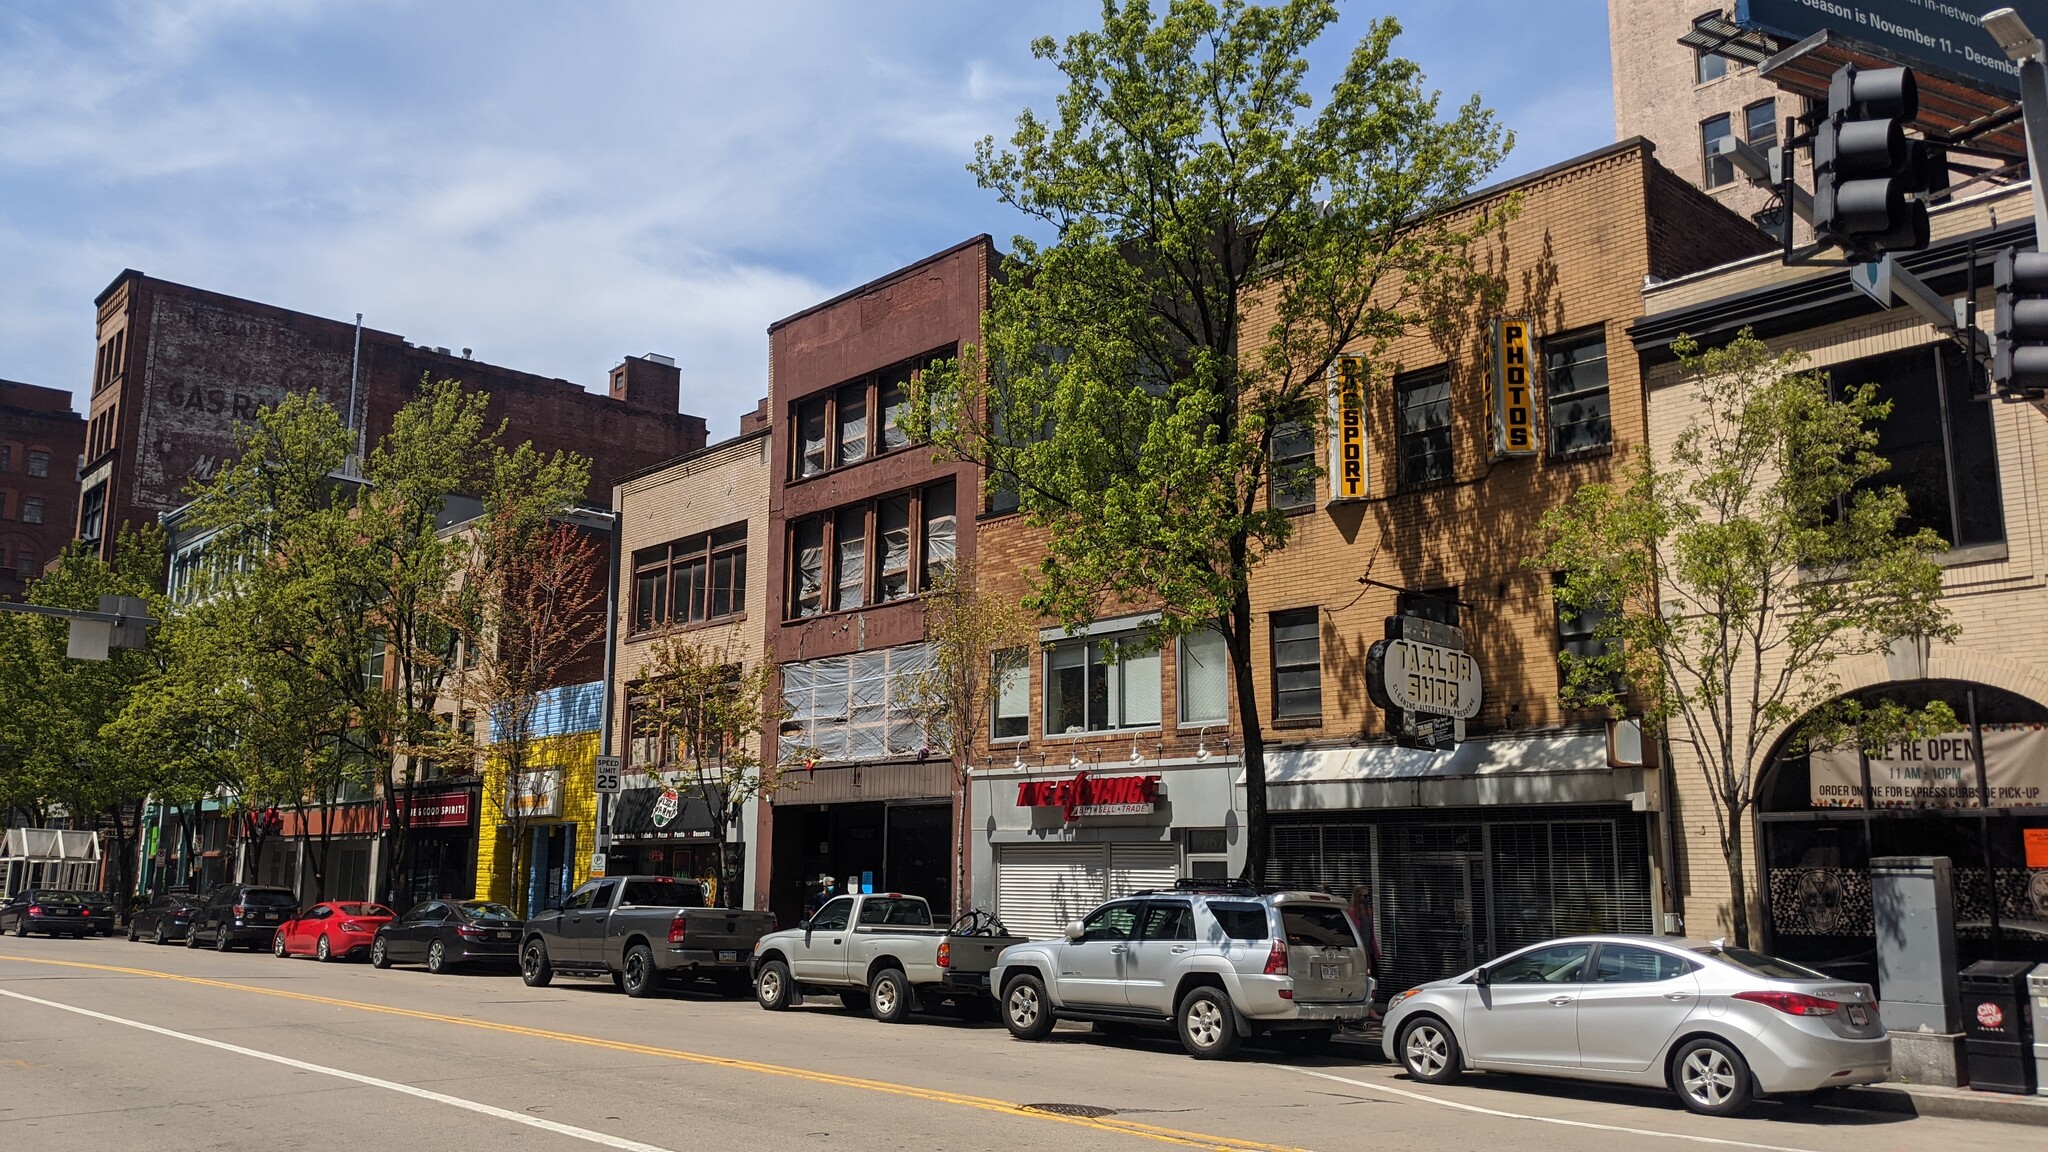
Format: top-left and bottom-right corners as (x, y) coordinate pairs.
(1532, 330), (1957, 944)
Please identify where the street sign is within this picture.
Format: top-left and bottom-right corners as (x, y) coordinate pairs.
(1850, 259), (1894, 310)
(594, 755), (623, 794)
(589, 851), (607, 878)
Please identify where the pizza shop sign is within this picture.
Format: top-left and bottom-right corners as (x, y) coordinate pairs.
(1018, 772), (1162, 821)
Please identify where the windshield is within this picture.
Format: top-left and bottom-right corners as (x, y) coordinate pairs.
(458, 902), (518, 920)
(1696, 945), (1829, 981)
(242, 890), (298, 907)
(335, 903), (392, 917)
(619, 878), (706, 908)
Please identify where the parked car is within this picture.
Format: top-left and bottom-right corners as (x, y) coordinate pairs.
(186, 884), (299, 951)
(1381, 935), (1890, 1117)
(520, 875), (775, 998)
(77, 890), (117, 935)
(373, 900), (523, 973)
(751, 894), (1023, 1022)
(129, 893), (202, 944)
(993, 882), (1373, 1059)
(0, 889), (96, 938)
(273, 901), (395, 962)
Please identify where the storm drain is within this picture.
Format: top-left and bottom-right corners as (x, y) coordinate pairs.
(1020, 1103), (1118, 1119)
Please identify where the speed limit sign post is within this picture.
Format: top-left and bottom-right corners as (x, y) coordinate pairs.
(594, 755), (623, 794)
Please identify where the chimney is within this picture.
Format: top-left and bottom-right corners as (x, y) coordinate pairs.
(610, 354), (680, 412)
(738, 395), (771, 436)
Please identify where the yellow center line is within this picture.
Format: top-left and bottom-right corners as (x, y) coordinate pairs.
(0, 952), (1312, 1152)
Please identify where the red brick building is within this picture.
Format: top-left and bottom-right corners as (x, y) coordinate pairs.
(757, 236), (994, 923)
(0, 379), (85, 599)
(79, 271), (710, 559)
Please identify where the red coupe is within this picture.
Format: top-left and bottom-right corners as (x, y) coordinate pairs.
(273, 902), (395, 962)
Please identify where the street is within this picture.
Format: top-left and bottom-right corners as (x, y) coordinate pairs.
(0, 937), (2018, 1152)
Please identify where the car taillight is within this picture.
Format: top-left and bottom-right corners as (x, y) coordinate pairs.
(667, 915), (688, 945)
(937, 942), (951, 968)
(457, 924), (485, 938)
(1264, 940), (1289, 976)
(79, 908), (90, 917)
(1734, 990), (1838, 1017)
(233, 905), (247, 917)
(339, 922), (362, 934)
(27, 905), (42, 917)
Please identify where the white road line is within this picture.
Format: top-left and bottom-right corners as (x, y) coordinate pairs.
(0, 986), (677, 1152)
(1284, 1067), (1826, 1152)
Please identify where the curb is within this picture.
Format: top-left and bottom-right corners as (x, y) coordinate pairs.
(1816, 1084), (2048, 1127)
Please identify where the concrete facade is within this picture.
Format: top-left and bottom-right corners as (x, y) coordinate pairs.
(0, 379), (84, 599)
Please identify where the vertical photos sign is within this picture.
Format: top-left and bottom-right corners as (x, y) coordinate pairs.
(1327, 354), (1368, 501)
(1491, 318), (1538, 458)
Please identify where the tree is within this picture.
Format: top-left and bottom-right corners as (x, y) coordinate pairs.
(632, 632), (782, 909)
(912, 0), (1510, 879)
(1531, 331), (1957, 946)
(901, 559), (1030, 915)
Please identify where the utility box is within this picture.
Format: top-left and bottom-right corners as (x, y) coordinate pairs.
(2030, 964), (2048, 1097)
(1958, 960), (2036, 1095)
(1871, 856), (1961, 1033)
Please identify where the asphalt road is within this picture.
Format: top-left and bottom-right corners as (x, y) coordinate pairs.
(0, 934), (2021, 1152)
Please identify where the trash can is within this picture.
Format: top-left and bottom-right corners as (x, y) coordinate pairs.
(2030, 964), (2048, 1098)
(1958, 959), (2035, 1094)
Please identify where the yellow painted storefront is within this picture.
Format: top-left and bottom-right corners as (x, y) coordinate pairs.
(474, 729), (600, 910)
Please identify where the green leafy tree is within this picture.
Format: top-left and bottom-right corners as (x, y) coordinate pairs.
(1531, 331), (1957, 946)
(912, 0), (1510, 878)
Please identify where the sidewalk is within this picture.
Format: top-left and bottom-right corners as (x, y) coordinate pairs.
(1816, 1081), (2048, 1127)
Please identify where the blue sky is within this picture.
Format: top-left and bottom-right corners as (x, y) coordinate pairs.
(0, 1), (1615, 438)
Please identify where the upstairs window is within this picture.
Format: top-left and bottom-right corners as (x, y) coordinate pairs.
(788, 349), (949, 481)
(1396, 368), (1452, 487)
(1545, 331), (1612, 456)
(1745, 99), (1777, 153)
(991, 650), (1029, 740)
(27, 451), (49, 479)
(784, 480), (957, 620)
(631, 526), (747, 632)
(1270, 420), (1316, 511)
(1702, 114), (1735, 188)
(1045, 632), (1161, 734)
(1178, 628), (1230, 725)
(1832, 344), (2004, 551)
(1270, 609), (1322, 721)
(21, 497), (43, 525)
(1696, 50), (1728, 84)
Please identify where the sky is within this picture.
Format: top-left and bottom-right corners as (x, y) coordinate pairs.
(0, 1), (1616, 439)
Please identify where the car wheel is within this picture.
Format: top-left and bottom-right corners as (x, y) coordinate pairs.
(1176, 987), (1241, 1060)
(621, 944), (659, 998)
(12, 918), (26, 937)
(316, 934), (332, 963)
(272, 930), (288, 958)
(427, 940), (451, 974)
(1002, 974), (1057, 1041)
(520, 939), (554, 987)
(186, 927), (201, 948)
(1398, 1015), (1462, 1084)
(1674, 1037), (1754, 1117)
(214, 927), (233, 952)
(127, 921), (139, 942)
(755, 960), (795, 1011)
(837, 989), (871, 1014)
(870, 968), (911, 1024)
(154, 924), (171, 945)
(371, 938), (391, 969)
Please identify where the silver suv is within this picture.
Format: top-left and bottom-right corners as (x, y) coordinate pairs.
(991, 882), (1373, 1059)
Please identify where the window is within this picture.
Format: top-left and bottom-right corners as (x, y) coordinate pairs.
(876, 494), (912, 601)
(1209, 902), (1269, 940)
(991, 649), (1029, 740)
(1044, 633), (1161, 734)
(784, 481), (955, 619)
(1270, 420), (1315, 511)
(1396, 369), (1452, 487)
(0, 445), (11, 470)
(21, 497), (42, 525)
(26, 451), (48, 479)
(1141, 901), (1196, 941)
(1696, 50), (1728, 84)
(834, 507), (866, 611)
(792, 518), (825, 617)
(920, 483), (955, 587)
(779, 643), (935, 763)
(1591, 945), (1696, 983)
(797, 396), (829, 478)
(836, 383), (869, 466)
(1745, 99), (1777, 153)
(857, 897), (932, 926)
(1078, 901), (1139, 942)
(1702, 114), (1734, 188)
(1397, 586), (1459, 627)
(632, 526), (747, 631)
(878, 371), (912, 453)
(1545, 331), (1611, 455)
(1270, 609), (1322, 721)
(1178, 628), (1229, 725)
(564, 885), (600, 912)
(809, 896), (854, 931)
(14, 551), (33, 578)
(1832, 345), (2004, 550)
(79, 483), (106, 545)
(1282, 906), (1359, 948)
(1554, 572), (1613, 667)
(787, 352), (946, 480)
(1488, 943), (1591, 984)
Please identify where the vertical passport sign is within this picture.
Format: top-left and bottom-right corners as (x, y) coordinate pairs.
(1326, 355), (1368, 502)
(1491, 319), (1537, 458)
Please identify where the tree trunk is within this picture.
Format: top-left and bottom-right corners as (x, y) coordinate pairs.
(1227, 563), (1267, 885)
(1722, 815), (1751, 949)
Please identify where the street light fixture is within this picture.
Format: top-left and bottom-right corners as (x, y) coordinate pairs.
(1984, 8), (2048, 242)
(1983, 8), (2043, 61)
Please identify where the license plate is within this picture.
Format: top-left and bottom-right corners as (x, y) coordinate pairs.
(717, 950), (739, 963)
(261, 913), (276, 922)
(1320, 965), (1341, 980)
(497, 931), (514, 941)
(1847, 1005), (1869, 1026)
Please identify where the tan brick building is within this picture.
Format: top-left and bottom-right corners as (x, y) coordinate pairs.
(1634, 184), (2048, 994)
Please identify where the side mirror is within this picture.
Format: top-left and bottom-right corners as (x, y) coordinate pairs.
(1064, 920), (1087, 941)
(798, 918), (812, 932)
(1472, 966), (1491, 988)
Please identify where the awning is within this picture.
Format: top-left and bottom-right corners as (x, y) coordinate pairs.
(1, 828), (101, 863)
(1239, 733), (1647, 811)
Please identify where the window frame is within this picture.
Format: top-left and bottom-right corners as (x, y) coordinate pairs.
(1395, 367), (1453, 488)
(1269, 419), (1316, 512)
(1177, 628), (1231, 726)
(783, 480), (957, 621)
(26, 450), (49, 479)
(1695, 49), (1729, 85)
(631, 525), (747, 633)
(786, 350), (949, 482)
(1269, 608), (1322, 723)
(21, 497), (44, 525)
(1042, 631), (1163, 736)
(991, 648), (1029, 741)
(1744, 99), (1777, 153)
(1543, 328), (1612, 458)
(1701, 113), (1735, 189)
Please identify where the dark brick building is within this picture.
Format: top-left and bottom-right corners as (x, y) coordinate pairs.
(79, 271), (710, 559)
(0, 379), (86, 600)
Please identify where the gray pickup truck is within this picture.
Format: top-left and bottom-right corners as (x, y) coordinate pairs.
(520, 875), (775, 999)
(751, 893), (1023, 1023)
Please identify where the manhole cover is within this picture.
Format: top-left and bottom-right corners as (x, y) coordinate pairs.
(1020, 1103), (1118, 1119)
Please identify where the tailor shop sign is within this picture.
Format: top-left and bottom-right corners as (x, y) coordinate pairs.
(1809, 724), (2048, 809)
(1018, 772), (1162, 821)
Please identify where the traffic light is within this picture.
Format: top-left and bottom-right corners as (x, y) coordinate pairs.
(1812, 64), (1947, 254)
(1993, 247), (2048, 397)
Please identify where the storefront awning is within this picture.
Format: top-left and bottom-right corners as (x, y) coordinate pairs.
(1, 828), (101, 863)
(1241, 733), (1645, 810)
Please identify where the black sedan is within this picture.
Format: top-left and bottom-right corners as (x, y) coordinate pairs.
(79, 890), (118, 935)
(0, 889), (96, 938)
(128, 893), (202, 944)
(372, 900), (523, 973)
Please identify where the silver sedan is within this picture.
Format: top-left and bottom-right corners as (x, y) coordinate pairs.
(1380, 935), (1889, 1116)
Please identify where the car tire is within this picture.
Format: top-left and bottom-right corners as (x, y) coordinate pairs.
(520, 938), (554, 988)
(427, 940), (448, 974)
(127, 921), (139, 942)
(13, 918), (26, 937)
(317, 934), (334, 962)
(621, 944), (658, 998)
(755, 960), (795, 1011)
(1674, 1036), (1755, 1117)
(1001, 974), (1057, 1042)
(1176, 987), (1242, 1060)
(371, 938), (391, 969)
(154, 924), (171, 945)
(215, 927), (233, 952)
(272, 930), (288, 958)
(1397, 1015), (1463, 1084)
(870, 968), (911, 1024)
(186, 926), (201, 948)
(838, 989), (871, 1014)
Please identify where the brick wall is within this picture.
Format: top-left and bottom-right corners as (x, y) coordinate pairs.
(0, 379), (85, 599)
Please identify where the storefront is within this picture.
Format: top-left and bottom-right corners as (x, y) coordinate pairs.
(609, 783), (741, 907)
(389, 784), (478, 908)
(767, 761), (954, 928)
(256, 801), (377, 903)
(972, 759), (1238, 941)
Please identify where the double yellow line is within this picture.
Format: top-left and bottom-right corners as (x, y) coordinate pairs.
(0, 952), (1312, 1152)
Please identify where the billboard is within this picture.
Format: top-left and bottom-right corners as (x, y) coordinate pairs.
(1738, 0), (2048, 96)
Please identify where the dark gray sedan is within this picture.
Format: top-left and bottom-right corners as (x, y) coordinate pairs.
(0, 889), (97, 938)
(372, 899), (523, 973)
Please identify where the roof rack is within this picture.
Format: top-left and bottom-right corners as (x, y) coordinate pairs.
(1168, 878), (1287, 894)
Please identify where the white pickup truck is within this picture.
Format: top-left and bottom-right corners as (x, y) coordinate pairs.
(750, 893), (1023, 1024)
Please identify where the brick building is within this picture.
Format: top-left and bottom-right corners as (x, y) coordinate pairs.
(1634, 184), (2048, 1044)
(759, 236), (993, 925)
(0, 379), (84, 599)
(79, 271), (709, 560)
